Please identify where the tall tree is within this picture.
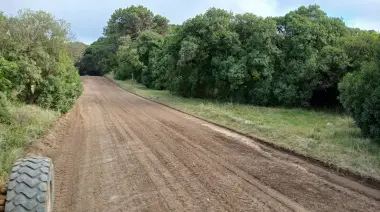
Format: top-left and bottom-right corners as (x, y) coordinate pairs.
(79, 5), (169, 76)
(67, 41), (87, 64)
(104, 5), (155, 39)
(273, 5), (348, 106)
(152, 15), (169, 35)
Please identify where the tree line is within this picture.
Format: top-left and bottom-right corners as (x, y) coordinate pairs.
(0, 9), (82, 115)
(78, 5), (380, 142)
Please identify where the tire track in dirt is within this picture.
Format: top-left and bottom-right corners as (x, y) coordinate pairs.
(33, 77), (380, 212)
(111, 101), (303, 211)
(111, 105), (281, 211)
(104, 78), (379, 212)
(103, 79), (300, 211)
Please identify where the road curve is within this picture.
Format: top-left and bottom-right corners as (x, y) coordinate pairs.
(35, 77), (380, 212)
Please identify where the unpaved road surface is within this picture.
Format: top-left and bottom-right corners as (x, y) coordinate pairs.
(31, 77), (380, 212)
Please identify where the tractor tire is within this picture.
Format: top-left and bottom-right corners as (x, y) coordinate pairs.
(4, 157), (54, 212)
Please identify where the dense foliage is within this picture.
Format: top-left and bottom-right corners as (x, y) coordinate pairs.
(78, 5), (168, 76)
(0, 10), (82, 113)
(339, 62), (380, 142)
(67, 41), (87, 64)
(79, 5), (380, 141)
(0, 92), (11, 124)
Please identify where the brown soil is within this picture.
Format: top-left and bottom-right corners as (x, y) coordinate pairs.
(0, 185), (5, 212)
(27, 76), (380, 212)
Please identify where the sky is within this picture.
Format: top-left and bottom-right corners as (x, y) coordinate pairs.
(2, 0), (380, 44)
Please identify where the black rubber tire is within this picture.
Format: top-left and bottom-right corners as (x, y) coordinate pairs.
(4, 157), (54, 212)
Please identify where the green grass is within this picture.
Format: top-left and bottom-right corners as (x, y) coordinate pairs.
(0, 103), (59, 185)
(107, 74), (380, 180)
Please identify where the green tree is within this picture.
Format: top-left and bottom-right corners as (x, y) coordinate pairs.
(169, 8), (241, 98)
(78, 37), (117, 76)
(0, 57), (17, 96)
(79, 5), (169, 77)
(67, 41), (87, 64)
(104, 5), (155, 38)
(340, 30), (380, 72)
(339, 62), (380, 142)
(136, 30), (164, 87)
(113, 36), (143, 80)
(273, 5), (348, 106)
(153, 15), (169, 35)
(0, 9), (82, 112)
(231, 13), (278, 104)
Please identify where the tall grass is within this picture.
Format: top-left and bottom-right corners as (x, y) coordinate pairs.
(0, 104), (59, 184)
(108, 75), (380, 180)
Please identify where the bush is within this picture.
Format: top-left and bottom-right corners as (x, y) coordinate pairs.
(0, 103), (59, 184)
(0, 92), (11, 124)
(339, 62), (380, 142)
(37, 62), (82, 113)
(0, 10), (82, 113)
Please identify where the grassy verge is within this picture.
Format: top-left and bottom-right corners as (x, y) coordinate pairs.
(107, 74), (380, 180)
(0, 103), (59, 185)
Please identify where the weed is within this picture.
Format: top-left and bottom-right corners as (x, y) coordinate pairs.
(0, 104), (58, 184)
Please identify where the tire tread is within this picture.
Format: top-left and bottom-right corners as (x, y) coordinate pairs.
(5, 157), (53, 212)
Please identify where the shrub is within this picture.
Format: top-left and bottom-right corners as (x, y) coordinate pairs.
(0, 92), (11, 124)
(37, 63), (82, 113)
(339, 62), (380, 142)
(0, 10), (82, 113)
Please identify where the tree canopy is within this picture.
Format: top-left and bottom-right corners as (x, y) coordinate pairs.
(0, 9), (82, 113)
(67, 41), (87, 64)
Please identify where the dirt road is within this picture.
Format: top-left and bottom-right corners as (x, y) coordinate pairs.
(30, 77), (380, 212)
